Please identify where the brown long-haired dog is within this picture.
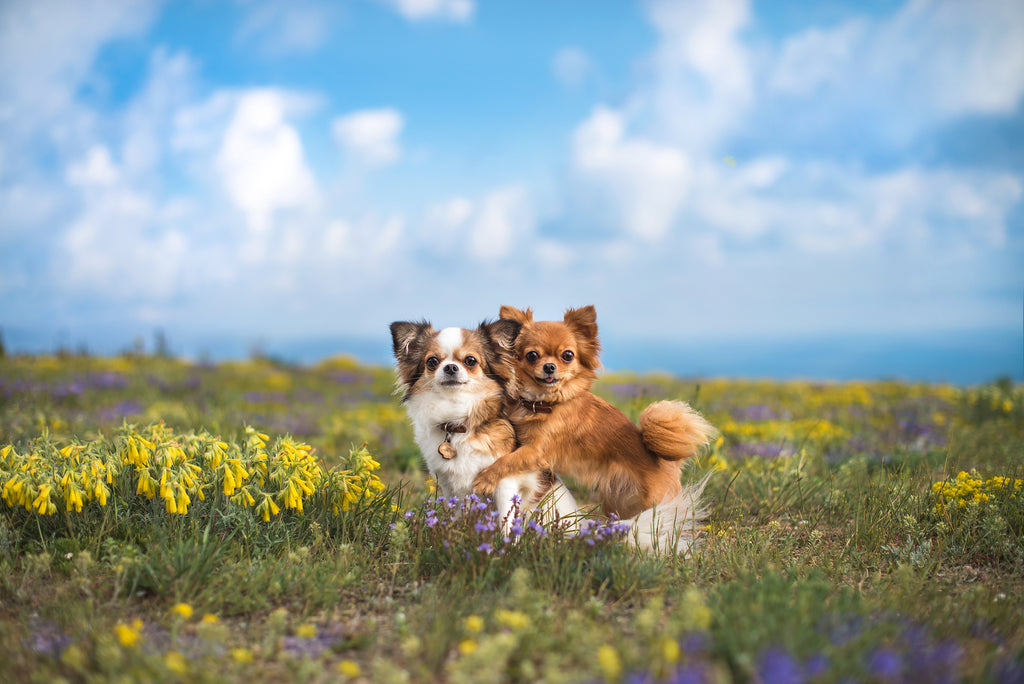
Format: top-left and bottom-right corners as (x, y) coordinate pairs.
(472, 305), (715, 548)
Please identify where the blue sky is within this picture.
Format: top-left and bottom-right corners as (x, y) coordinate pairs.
(1, 0), (1022, 380)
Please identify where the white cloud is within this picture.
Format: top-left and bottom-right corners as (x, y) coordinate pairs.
(686, 160), (1023, 254)
(552, 47), (592, 89)
(640, 0), (754, 149)
(471, 186), (532, 261)
(60, 188), (192, 299)
(119, 49), (199, 180)
(556, 0), (1024, 261)
(422, 186), (533, 261)
(216, 90), (319, 234)
(768, 0), (1024, 135)
(332, 108), (404, 166)
(887, 0), (1024, 117)
(769, 20), (867, 96)
(0, 0), (161, 145)
(571, 107), (691, 241)
(66, 145), (119, 187)
(424, 196), (474, 240)
(378, 0), (474, 23)
(237, 0), (335, 55)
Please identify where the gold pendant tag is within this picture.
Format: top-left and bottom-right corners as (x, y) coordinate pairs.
(438, 437), (457, 460)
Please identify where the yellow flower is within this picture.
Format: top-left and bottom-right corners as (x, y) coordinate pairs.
(231, 648), (255, 664)
(458, 639), (478, 655)
(171, 602), (194, 620)
(201, 613), (220, 624)
(32, 484), (55, 515)
(494, 609), (530, 631)
(464, 615), (484, 633)
(296, 624), (317, 639)
(597, 644), (621, 681)
(660, 637), (680, 664)
(337, 659), (362, 678)
(164, 650), (188, 675)
(682, 587), (712, 630)
(114, 621), (143, 648)
(61, 644), (87, 669)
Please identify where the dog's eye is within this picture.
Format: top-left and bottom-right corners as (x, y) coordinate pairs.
(525, 351), (539, 363)
(464, 356), (478, 368)
(561, 350), (575, 363)
(425, 356), (440, 371)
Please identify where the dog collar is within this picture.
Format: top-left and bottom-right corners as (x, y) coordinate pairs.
(438, 422), (468, 434)
(520, 399), (555, 414)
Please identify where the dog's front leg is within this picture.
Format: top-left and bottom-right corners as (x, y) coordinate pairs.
(473, 446), (548, 495)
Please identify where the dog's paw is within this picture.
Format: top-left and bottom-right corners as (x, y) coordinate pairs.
(473, 468), (500, 496)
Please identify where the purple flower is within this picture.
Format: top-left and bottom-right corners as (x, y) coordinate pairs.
(757, 649), (805, 684)
(477, 543), (492, 554)
(868, 648), (903, 680)
(732, 404), (782, 421)
(426, 515), (439, 528)
(804, 654), (828, 678)
(665, 664), (710, 684)
(681, 632), (708, 655)
(733, 442), (789, 459)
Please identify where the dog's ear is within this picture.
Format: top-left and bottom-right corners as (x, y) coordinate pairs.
(563, 305), (597, 339)
(563, 305), (601, 369)
(499, 305), (533, 324)
(389, 321), (433, 362)
(478, 318), (522, 390)
(479, 318), (521, 354)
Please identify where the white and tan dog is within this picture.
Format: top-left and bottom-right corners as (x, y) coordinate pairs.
(390, 319), (578, 529)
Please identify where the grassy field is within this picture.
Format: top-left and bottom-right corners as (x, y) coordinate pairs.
(0, 352), (1022, 683)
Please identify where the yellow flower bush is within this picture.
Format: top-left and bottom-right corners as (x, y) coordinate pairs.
(1, 422), (386, 521)
(932, 470), (1023, 513)
(718, 417), (848, 447)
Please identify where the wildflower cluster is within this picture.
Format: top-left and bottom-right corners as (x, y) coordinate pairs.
(957, 380), (1022, 427)
(1, 422), (386, 520)
(719, 416), (848, 448)
(396, 493), (632, 577)
(931, 470), (1023, 513)
(574, 517), (632, 546)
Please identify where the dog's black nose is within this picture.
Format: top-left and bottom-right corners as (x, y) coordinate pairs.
(543, 363), (556, 375)
(443, 363), (460, 375)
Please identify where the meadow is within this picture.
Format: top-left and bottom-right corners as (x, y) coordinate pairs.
(0, 350), (1022, 683)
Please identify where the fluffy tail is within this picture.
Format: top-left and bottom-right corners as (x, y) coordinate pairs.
(622, 473), (711, 555)
(639, 400), (716, 461)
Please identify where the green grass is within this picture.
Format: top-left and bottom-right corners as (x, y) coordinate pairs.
(0, 352), (1022, 682)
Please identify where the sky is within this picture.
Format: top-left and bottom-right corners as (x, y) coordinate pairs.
(1, 0), (1023, 382)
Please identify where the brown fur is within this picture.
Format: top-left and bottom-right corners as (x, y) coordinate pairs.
(473, 305), (715, 519)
